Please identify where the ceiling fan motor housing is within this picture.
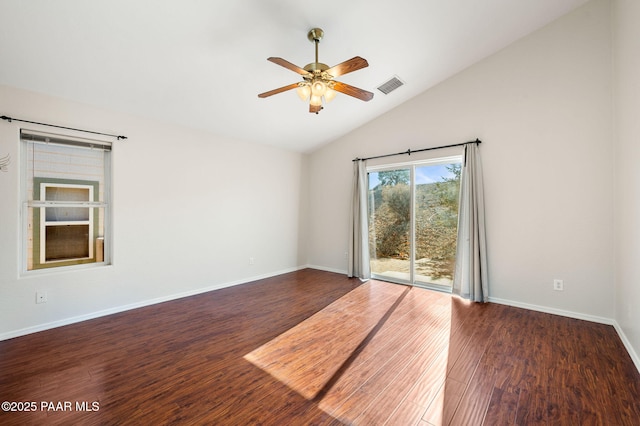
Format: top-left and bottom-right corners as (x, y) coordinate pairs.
(303, 63), (329, 73)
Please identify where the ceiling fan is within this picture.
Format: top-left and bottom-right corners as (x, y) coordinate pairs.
(258, 28), (374, 114)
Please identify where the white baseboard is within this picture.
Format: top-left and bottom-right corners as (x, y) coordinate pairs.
(612, 321), (640, 374)
(305, 264), (348, 275)
(489, 296), (640, 374)
(0, 265), (307, 342)
(488, 296), (615, 325)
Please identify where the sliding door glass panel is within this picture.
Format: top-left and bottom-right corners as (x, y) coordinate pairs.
(368, 168), (411, 283)
(414, 162), (461, 287)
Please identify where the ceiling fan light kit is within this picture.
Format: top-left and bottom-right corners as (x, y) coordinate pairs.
(258, 28), (373, 114)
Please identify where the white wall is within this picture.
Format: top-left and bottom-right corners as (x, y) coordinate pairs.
(308, 0), (614, 319)
(0, 84), (307, 339)
(613, 0), (640, 364)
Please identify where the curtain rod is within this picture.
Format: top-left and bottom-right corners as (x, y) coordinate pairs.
(1, 115), (127, 140)
(352, 138), (481, 162)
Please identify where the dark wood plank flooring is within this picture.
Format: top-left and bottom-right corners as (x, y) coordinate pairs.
(0, 269), (638, 425)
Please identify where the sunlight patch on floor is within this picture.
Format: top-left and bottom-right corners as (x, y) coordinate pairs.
(243, 281), (407, 400)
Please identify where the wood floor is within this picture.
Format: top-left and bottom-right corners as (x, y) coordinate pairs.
(0, 269), (639, 425)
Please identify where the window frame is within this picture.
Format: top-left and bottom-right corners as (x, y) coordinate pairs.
(366, 154), (463, 291)
(20, 129), (112, 275)
(32, 178), (101, 269)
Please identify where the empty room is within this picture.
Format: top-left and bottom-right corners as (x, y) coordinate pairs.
(1, 0), (639, 424)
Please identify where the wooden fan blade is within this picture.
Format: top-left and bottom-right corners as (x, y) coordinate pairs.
(258, 83), (300, 98)
(267, 57), (310, 75)
(332, 81), (374, 101)
(309, 104), (322, 114)
(325, 56), (369, 78)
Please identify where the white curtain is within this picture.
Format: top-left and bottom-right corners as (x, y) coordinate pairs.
(348, 160), (371, 280)
(453, 143), (488, 302)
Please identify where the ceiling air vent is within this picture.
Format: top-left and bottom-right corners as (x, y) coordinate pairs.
(377, 76), (404, 95)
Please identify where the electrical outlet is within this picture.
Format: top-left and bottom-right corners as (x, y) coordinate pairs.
(249, 257), (255, 265)
(553, 279), (564, 291)
(36, 291), (47, 304)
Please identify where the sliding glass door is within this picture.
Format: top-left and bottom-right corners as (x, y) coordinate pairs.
(367, 157), (461, 289)
(368, 168), (412, 282)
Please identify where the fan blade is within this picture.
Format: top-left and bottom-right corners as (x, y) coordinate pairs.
(325, 56), (369, 78)
(309, 104), (322, 113)
(332, 81), (374, 101)
(267, 57), (310, 75)
(258, 83), (300, 98)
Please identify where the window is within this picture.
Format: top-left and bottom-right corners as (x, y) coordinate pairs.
(21, 130), (111, 272)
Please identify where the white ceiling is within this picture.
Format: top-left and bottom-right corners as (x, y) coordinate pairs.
(0, 0), (588, 153)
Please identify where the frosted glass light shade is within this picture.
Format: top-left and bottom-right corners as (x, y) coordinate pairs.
(310, 95), (322, 107)
(324, 88), (337, 102)
(311, 80), (327, 96)
(297, 85), (310, 101)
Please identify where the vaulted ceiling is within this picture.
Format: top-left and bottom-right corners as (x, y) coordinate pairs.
(0, 0), (588, 152)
